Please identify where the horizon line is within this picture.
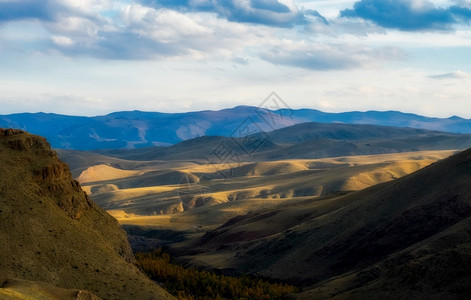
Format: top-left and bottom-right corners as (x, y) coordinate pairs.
(0, 105), (468, 120)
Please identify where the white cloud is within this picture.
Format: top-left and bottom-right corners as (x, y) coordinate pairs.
(60, 0), (113, 14)
(261, 40), (405, 70)
(122, 6), (212, 42)
(453, 0), (471, 9)
(51, 35), (75, 47)
(429, 70), (471, 79)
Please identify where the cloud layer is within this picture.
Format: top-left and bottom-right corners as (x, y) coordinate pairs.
(0, 1), (471, 118)
(0, 0), (469, 70)
(341, 0), (471, 31)
(138, 0), (311, 27)
(430, 70), (471, 79)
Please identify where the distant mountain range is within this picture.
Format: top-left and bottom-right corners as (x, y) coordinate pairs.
(1, 106), (471, 150)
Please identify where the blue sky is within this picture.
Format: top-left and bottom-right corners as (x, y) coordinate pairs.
(0, 0), (471, 117)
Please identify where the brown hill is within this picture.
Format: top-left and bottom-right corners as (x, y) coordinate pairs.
(74, 151), (453, 227)
(183, 148), (471, 298)
(0, 129), (173, 299)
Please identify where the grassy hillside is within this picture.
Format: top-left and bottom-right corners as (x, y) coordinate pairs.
(178, 148), (471, 298)
(0, 129), (173, 299)
(0, 279), (100, 300)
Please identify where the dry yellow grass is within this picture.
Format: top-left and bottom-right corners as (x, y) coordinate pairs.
(76, 150), (458, 232)
(77, 164), (145, 183)
(0, 279), (100, 300)
(177, 162), (252, 173)
(116, 198), (291, 231)
(95, 185), (178, 200)
(340, 160), (436, 190)
(107, 209), (140, 219)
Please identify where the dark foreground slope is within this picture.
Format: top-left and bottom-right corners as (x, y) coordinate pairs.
(0, 129), (173, 299)
(185, 148), (471, 299)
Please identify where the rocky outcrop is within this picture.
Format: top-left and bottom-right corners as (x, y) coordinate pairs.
(32, 161), (93, 219)
(1, 128), (93, 219)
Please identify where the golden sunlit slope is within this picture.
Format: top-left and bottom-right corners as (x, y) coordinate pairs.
(75, 151), (456, 224)
(0, 129), (173, 300)
(63, 150), (458, 257)
(183, 148), (471, 298)
(55, 149), (145, 178)
(0, 279), (100, 300)
(77, 164), (145, 183)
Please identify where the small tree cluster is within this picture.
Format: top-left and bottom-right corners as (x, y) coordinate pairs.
(136, 248), (298, 300)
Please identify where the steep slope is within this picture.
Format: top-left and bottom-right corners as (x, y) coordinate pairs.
(184, 148), (471, 298)
(1, 106), (470, 150)
(0, 129), (173, 299)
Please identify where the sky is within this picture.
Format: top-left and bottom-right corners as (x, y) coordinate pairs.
(0, 0), (471, 118)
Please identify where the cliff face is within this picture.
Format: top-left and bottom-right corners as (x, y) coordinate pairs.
(0, 129), (172, 299)
(4, 129), (95, 220)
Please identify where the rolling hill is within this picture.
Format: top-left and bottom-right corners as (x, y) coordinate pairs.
(92, 122), (471, 161)
(0, 129), (173, 299)
(176, 148), (471, 299)
(1, 106), (471, 150)
(65, 150), (456, 252)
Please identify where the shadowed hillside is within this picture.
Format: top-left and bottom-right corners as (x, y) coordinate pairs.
(93, 122), (471, 161)
(181, 148), (471, 299)
(0, 129), (173, 299)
